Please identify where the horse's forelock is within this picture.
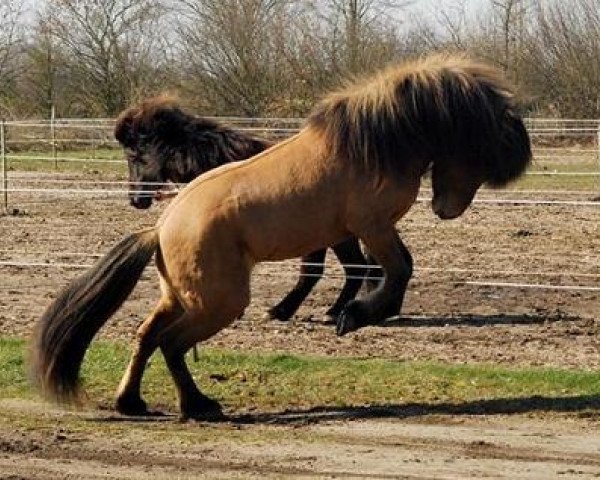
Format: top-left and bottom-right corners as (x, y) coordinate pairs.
(114, 107), (139, 147)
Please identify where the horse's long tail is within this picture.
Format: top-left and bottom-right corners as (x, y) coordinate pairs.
(30, 227), (160, 403)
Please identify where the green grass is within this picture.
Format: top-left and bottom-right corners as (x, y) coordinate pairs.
(5, 148), (127, 174)
(2, 338), (599, 413)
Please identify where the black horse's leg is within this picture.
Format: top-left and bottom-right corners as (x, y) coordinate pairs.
(337, 227), (413, 336)
(364, 237), (411, 291)
(325, 238), (368, 319)
(364, 251), (384, 292)
(268, 249), (326, 321)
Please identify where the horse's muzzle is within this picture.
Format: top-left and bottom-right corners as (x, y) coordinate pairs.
(431, 197), (467, 220)
(130, 196), (153, 210)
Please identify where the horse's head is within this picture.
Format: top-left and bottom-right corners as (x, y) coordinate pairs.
(124, 141), (165, 209)
(115, 96), (187, 209)
(431, 108), (531, 220)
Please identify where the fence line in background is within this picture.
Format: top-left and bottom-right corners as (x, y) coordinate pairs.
(3, 253), (600, 279)
(3, 187), (600, 208)
(1, 258), (599, 293)
(5, 178), (598, 197)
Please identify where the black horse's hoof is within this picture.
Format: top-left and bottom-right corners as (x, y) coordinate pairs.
(267, 304), (294, 322)
(336, 302), (364, 336)
(336, 311), (357, 336)
(336, 301), (374, 336)
(116, 394), (149, 416)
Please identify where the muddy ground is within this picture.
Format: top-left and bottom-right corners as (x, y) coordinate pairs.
(0, 171), (599, 478)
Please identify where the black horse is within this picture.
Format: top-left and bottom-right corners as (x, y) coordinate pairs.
(114, 96), (388, 322)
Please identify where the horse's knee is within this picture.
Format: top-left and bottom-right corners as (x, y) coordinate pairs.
(226, 288), (250, 319)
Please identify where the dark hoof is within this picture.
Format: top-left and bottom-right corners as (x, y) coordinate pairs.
(335, 302), (362, 337)
(116, 394), (149, 416)
(335, 300), (370, 337)
(267, 304), (294, 322)
(180, 395), (225, 422)
(336, 311), (357, 336)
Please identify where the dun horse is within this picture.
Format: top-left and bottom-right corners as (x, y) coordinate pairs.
(114, 98), (377, 322)
(31, 54), (531, 419)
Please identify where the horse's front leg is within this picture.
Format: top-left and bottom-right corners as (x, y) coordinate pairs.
(336, 227), (413, 336)
(268, 249), (326, 321)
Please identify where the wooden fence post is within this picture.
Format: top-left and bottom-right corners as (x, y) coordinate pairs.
(51, 105), (57, 169)
(1, 119), (7, 213)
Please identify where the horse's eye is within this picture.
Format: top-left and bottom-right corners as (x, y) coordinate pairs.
(126, 149), (146, 165)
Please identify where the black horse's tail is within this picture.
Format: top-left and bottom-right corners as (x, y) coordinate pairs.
(30, 227), (159, 403)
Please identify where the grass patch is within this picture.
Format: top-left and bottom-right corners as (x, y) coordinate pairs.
(6, 148), (126, 174)
(2, 338), (599, 413)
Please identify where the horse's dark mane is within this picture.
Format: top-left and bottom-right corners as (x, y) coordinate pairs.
(307, 53), (531, 186)
(115, 95), (271, 182)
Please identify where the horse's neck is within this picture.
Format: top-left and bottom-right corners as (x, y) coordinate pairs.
(162, 125), (270, 184)
(216, 128), (270, 162)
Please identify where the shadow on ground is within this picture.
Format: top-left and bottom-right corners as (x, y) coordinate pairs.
(93, 394), (600, 426)
(303, 312), (581, 329)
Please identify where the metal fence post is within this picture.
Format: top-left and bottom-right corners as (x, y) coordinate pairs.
(1, 119), (7, 213)
(51, 105), (57, 169)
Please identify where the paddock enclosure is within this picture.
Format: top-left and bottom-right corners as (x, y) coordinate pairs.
(1, 117), (599, 367)
(0, 118), (599, 478)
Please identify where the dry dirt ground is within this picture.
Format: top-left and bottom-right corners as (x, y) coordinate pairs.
(1, 172), (599, 478)
(0, 399), (599, 479)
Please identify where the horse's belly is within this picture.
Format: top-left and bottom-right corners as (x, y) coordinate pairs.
(242, 204), (347, 261)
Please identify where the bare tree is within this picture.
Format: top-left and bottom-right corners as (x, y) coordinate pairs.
(490, 0), (528, 73)
(323, 0), (411, 74)
(0, 0), (25, 116)
(23, 8), (59, 118)
(44, 0), (170, 116)
(176, 0), (298, 116)
(525, 0), (600, 117)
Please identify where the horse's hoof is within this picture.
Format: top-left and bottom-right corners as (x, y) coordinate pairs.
(336, 302), (369, 336)
(115, 394), (148, 416)
(336, 311), (356, 336)
(180, 395), (225, 422)
(267, 305), (293, 322)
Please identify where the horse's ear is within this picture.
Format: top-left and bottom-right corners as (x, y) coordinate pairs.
(114, 109), (137, 147)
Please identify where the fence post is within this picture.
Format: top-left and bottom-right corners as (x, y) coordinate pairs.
(597, 122), (600, 197)
(1, 119), (7, 213)
(51, 105), (57, 169)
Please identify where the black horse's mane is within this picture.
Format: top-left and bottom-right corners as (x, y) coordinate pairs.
(115, 96), (271, 182)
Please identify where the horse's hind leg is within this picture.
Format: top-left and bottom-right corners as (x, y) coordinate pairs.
(337, 227), (413, 336)
(325, 238), (368, 319)
(268, 249), (326, 321)
(115, 283), (184, 415)
(159, 301), (248, 420)
(157, 250), (251, 420)
(159, 326), (223, 420)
